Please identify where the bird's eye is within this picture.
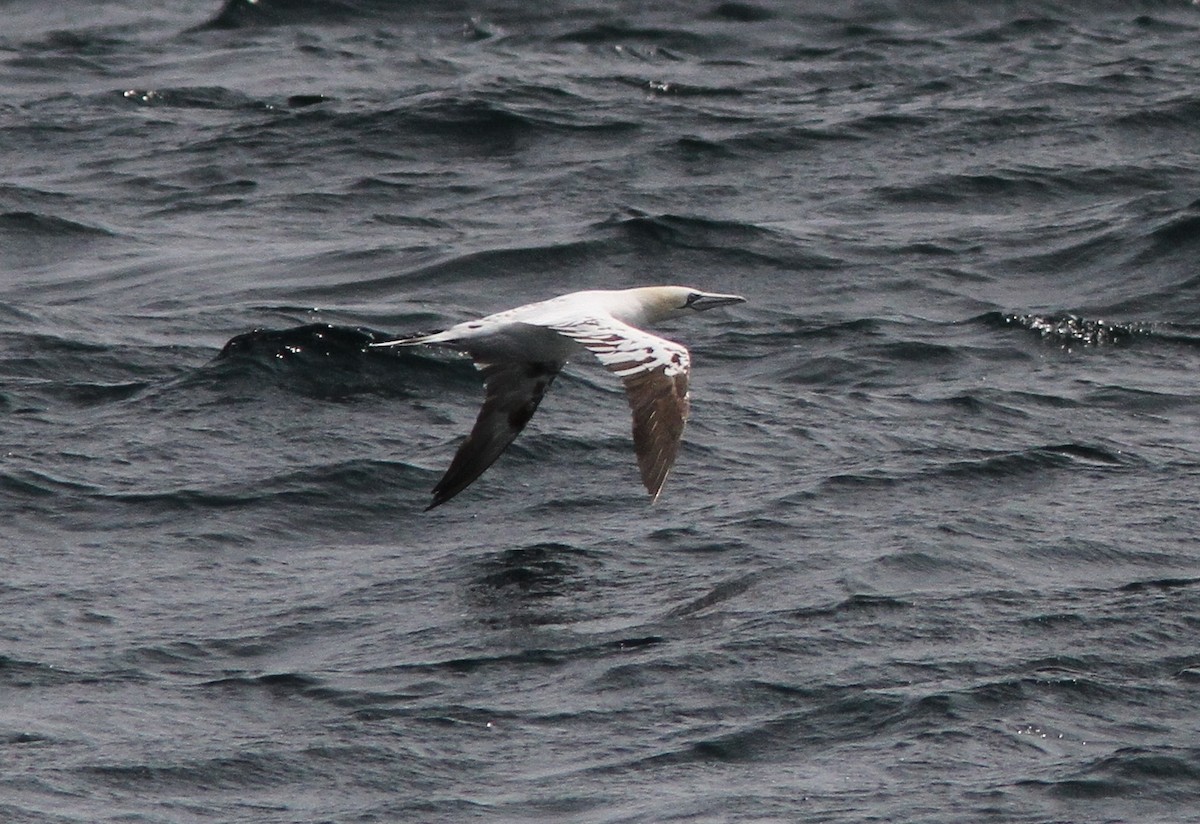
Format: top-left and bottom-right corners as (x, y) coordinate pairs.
(684, 292), (701, 307)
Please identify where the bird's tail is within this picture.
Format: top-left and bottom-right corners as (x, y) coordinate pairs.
(369, 330), (442, 349)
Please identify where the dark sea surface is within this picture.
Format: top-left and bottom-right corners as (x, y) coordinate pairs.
(3, 1), (1200, 821)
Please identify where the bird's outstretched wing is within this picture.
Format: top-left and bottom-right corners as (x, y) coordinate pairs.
(427, 360), (562, 510)
(548, 317), (691, 500)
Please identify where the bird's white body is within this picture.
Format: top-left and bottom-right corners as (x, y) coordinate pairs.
(373, 286), (744, 508)
(416, 288), (697, 362)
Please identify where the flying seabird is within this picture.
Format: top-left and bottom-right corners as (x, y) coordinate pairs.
(371, 286), (745, 509)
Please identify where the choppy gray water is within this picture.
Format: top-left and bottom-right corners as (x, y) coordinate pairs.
(3, 1), (1200, 821)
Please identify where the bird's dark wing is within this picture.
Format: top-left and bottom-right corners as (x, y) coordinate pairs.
(427, 360), (562, 510)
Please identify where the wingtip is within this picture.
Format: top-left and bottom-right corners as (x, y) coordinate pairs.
(645, 475), (668, 504)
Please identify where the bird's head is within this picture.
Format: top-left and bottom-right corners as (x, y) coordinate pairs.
(627, 286), (746, 323)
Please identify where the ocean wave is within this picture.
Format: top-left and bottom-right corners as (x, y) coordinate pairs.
(718, 123), (867, 153)
(80, 752), (298, 792)
(1113, 92), (1200, 130)
(879, 170), (1060, 207)
(596, 209), (831, 269)
(217, 322), (386, 361)
(0, 654), (83, 688)
(394, 89), (639, 135)
(553, 21), (712, 54)
(201, 671), (329, 698)
(0, 330), (184, 411)
(625, 77), (746, 98)
(1118, 576), (1200, 593)
(983, 311), (1200, 347)
(663, 573), (761, 618)
(378, 633), (668, 678)
(101, 458), (429, 509)
(115, 86), (273, 111)
(0, 211), (122, 276)
(707, 3), (776, 23)
(393, 93), (580, 137)
(3, 33), (126, 75)
(1144, 199), (1200, 248)
(209, 322), (456, 399)
(246, 90), (639, 166)
(195, 0), (376, 30)
(787, 593), (913, 620)
(378, 238), (601, 292)
(599, 208), (775, 248)
(0, 210), (115, 238)
(955, 14), (1068, 44)
(1019, 746), (1200, 800)
(471, 542), (602, 602)
(818, 442), (1132, 494)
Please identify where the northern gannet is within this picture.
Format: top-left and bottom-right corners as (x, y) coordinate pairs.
(372, 286), (745, 509)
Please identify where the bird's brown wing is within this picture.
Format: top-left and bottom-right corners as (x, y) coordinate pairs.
(549, 318), (691, 500)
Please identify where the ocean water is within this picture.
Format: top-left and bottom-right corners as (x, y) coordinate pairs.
(3, 1), (1200, 821)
